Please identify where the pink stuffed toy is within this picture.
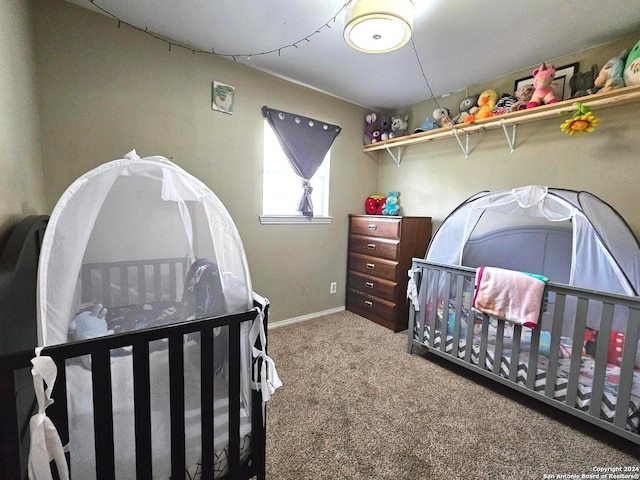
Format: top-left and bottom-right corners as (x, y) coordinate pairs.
(526, 63), (559, 108)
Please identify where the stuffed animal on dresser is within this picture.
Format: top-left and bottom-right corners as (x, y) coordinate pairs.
(381, 191), (400, 216)
(526, 63), (559, 108)
(594, 49), (629, 93)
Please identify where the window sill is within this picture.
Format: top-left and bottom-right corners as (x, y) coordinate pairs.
(259, 215), (333, 225)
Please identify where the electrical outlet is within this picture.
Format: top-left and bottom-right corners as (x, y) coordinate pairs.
(330, 281), (337, 294)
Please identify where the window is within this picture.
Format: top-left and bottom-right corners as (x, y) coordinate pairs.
(261, 120), (331, 223)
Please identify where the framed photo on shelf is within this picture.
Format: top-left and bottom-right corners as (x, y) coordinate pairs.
(514, 62), (579, 101)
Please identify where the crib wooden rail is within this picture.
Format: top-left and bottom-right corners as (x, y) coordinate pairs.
(408, 259), (640, 445)
(0, 301), (268, 480)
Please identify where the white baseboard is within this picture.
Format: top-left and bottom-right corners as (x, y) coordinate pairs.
(268, 306), (345, 329)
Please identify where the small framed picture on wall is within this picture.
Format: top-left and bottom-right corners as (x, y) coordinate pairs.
(212, 81), (235, 114)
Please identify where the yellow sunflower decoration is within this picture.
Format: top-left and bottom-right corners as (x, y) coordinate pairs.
(560, 102), (600, 135)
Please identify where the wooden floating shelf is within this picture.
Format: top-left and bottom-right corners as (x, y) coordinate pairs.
(363, 84), (640, 162)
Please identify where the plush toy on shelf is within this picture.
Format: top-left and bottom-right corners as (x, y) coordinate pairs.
(570, 64), (599, 98)
(492, 93), (518, 116)
(388, 115), (410, 138)
(433, 107), (454, 127)
(511, 84), (535, 111)
(526, 63), (559, 108)
(453, 94), (479, 123)
(381, 191), (400, 216)
(365, 194), (386, 215)
(464, 89), (498, 123)
(594, 49), (629, 93)
(413, 117), (439, 133)
(624, 38), (640, 87)
(363, 113), (382, 145)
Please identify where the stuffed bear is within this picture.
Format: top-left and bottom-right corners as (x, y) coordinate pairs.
(464, 89), (498, 123)
(624, 38), (640, 87)
(433, 107), (454, 127)
(453, 94), (479, 123)
(379, 115), (392, 141)
(381, 191), (400, 216)
(510, 84), (535, 111)
(526, 63), (559, 108)
(570, 64), (599, 98)
(594, 49), (630, 93)
(388, 115), (409, 138)
(363, 113), (382, 145)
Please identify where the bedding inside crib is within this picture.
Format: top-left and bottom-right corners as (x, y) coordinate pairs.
(415, 296), (640, 433)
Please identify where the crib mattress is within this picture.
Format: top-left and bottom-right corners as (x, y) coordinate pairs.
(65, 338), (251, 479)
(415, 325), (640, 433)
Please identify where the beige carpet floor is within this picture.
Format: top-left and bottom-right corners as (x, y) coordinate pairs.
(264, 310), (639, 479)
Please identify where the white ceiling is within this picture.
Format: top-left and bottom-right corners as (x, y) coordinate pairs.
(68, 0), (640, 111)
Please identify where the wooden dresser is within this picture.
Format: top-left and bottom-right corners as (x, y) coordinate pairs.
(346, 215), (432, 332)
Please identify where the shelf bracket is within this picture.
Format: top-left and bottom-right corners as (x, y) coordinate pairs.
(450, 129), (470, 159)
(383, 145), (403, 166)
(500, 119), (517, 153)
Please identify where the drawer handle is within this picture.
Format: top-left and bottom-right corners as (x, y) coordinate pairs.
(366, 263), (375, 270)
(364, 300), (373, 307)
(368, 224), (377, 230)
(365, 281), (374, 289)
(366, 243), (376, 250)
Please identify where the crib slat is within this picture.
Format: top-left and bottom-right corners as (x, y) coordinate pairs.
(615, 307), (640, 429)
(545, 294), (566, 399)
(120, 265), (130, 306)
(525, 326), (541, 391)
(463, 275), (475, 363)
(494, 320), (505, 376)
(479, 314), (489, 369)
(440, 272), (452, 353)
(417, 266), (429, 347)
(427, 271), (439, 348)
(228, 321), (241, 478)
(153, 264), (162, 302)
(510, 324), (522, 383)
(133, 340), (152, 479)
(566, 297), (589, 408)
(200, 325), (215, 479)
(451, 274), (464, 358)
(137, 264), (146, 304)
(168, 334), (186, 478)
(92, 348), (115, 479)
(101, 267), (111, 307)
(589, 302), (614, 418)
(0, 365), (20, 479)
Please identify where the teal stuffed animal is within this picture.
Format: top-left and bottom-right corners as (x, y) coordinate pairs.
(382, 191), (400, 216)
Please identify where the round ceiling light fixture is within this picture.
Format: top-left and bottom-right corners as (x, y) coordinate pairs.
(343, 0), (414, 54)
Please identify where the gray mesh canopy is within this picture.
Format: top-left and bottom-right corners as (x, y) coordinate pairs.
(426, 185), (640, 296)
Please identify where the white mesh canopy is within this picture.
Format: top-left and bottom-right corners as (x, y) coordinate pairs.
(426, 185), (640, 296)
(37, 151), (253, 345)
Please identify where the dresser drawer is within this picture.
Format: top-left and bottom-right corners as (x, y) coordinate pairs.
(348, 271), (397, 302)
(348, 253), (398, 281)
(350, 216), (400, 239)
(347, 288), (397, 323)
(349, 235), (399, 261)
